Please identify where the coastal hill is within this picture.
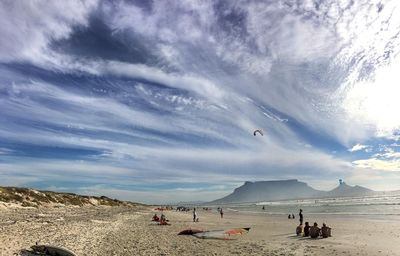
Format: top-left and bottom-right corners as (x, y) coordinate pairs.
(211, 179), (375, 204)
(0, 186), (142, 208)
(326, 182), (374, 197)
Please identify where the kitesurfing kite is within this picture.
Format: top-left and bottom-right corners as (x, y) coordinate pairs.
(253, 129), (263, 136)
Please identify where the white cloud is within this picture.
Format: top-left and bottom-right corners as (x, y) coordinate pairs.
(0, 148), (14, 155)
(340, 59), (400, 138)
(352, 158), (400, 172)
(2, 0), (400, 202)
(0, 0), (98, 62)
(333, 0), (400, 141)
(348, 144), (369, 152)
(2, 0), (398, 149)
(103, 61), (225, 100)
(245, 1), (339, 63)
(352, 145), (400, 172)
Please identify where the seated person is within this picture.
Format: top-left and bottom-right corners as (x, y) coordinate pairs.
(309, 222), (320, 238)
(321, 223), (331, 238)
(288, 214), (292, 219)
(303, 222), (310, 237)
(296, 224), (303, 236)
(160, 213), (166, 222)
(152, 214), (159, 221)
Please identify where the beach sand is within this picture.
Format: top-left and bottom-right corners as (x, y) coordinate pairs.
(1, 206), (399, 255)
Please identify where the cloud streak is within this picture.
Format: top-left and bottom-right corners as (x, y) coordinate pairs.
(1, 0), (400, 202)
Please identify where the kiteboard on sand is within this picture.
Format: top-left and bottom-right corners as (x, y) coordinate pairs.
(181, 227), (250, 240)
(19, 244), (77, 256)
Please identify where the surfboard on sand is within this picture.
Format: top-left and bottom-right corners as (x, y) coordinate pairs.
(192, 227), (250, 240)
(19, 244), (77, 256)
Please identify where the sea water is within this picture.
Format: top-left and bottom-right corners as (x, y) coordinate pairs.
(219, 193), (400, 216)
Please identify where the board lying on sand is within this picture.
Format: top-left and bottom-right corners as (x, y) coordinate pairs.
(19, 244), (77, 256)
(192, 227), (250, 240)
(178, 228), (204, 235)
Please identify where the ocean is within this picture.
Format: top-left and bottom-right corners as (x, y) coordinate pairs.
(219, 193), (400, 216)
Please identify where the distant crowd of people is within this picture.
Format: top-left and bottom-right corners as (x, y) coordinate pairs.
(192, 207), (223, 222)
(294, 209), (332, 238)
(153, 206), (226, 225)
(297, 222), (331, 238)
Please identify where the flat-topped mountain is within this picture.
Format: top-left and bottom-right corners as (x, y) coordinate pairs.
(210, 179), (376, 204)
(0, 186), (143, 208)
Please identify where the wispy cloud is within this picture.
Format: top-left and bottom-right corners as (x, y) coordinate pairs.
(1, 0), (400, 202)
(352, 158), (400, 172)
(0, 0), (98, 62)
(348, 144), (370, 152)
(0, 148), (14, 155)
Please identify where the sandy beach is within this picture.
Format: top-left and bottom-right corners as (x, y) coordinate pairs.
(1, 206), (400, 255)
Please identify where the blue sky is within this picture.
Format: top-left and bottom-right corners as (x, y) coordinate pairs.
(1, 0), (400, 204)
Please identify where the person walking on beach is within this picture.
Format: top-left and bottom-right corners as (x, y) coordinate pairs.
(193, 208), (197, 222)
(219, 208), (223, 218)
(299, 209), (303, 225)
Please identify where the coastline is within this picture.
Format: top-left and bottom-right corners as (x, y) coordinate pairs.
(1, 206), (399, 255)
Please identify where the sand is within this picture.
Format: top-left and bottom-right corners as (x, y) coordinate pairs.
(1, 206), (399, 256)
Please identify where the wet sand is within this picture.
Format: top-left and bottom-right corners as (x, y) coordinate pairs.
(1, 206), (399, 255)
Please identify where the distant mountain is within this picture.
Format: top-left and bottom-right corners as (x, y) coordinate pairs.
(0, 186), (143, 208)
(211, 179), (323, 204)
(326, 182), (374, 197)
(210, 180), (376, 204)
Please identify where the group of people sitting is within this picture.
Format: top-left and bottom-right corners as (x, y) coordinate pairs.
(152, 213), (170, 225)
(296, 222), (331, 238)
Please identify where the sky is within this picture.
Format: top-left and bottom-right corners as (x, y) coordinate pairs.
(1, 0), (400, 204)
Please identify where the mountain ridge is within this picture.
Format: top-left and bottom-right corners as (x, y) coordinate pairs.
(210, 179), (377, 204)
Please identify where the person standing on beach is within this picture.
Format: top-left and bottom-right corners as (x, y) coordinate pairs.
(193, 208), (197, 222)
(219, 208), (223, 218)
(299, 209), (303, 225)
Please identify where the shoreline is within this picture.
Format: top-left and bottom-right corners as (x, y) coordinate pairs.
(222, 209), (400, 221)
